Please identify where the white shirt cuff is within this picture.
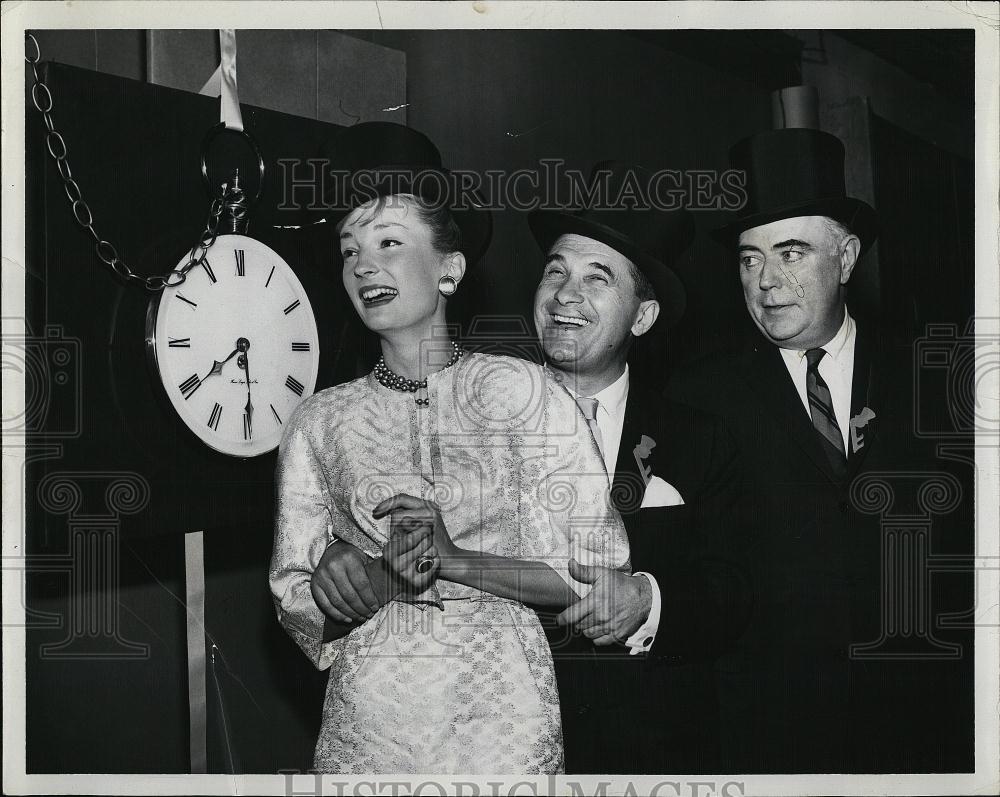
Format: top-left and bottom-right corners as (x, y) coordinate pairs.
(625, 571), (661, 655)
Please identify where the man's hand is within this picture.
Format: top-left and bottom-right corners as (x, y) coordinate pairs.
(311, 540), (381, 624)
(557, 559), (652, 646)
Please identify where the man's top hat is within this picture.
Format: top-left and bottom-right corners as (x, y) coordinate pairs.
(316, 122), (492, 263)
(528, 161), (696, 327)
(713, 128), (878, 254)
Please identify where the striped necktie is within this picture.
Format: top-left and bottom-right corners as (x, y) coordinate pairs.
(575, 396), (605, 459)
(806, 348), (847, 478)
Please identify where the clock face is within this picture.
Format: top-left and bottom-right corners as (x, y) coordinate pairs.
(147, 234), (320, 457)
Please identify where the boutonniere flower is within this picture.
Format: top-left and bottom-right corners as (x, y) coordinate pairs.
(632, 434), (657, 486)
(849, 406), (877, 454)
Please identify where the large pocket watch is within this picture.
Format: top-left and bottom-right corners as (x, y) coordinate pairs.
(146, 132), (320, 458)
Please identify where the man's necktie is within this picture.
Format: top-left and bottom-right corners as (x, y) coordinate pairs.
(575, 396), (605, 459)
(806, 348), (847, 478)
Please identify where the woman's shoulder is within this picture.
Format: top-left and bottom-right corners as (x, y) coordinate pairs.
(456, 350), (547, 381)
(461, 350), (542, 366)
(453, 351), (551, 397)
(446, 350), (578, 429)
(285, 375), (371, 434)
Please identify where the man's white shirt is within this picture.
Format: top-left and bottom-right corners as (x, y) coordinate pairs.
(576, 365), (662, 656)
(777, 309), (856, 452)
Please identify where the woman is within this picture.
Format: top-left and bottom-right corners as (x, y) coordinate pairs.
(269, 123), (628, 774)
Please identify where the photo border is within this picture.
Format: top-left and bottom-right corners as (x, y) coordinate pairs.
(3, 2), (997, 795)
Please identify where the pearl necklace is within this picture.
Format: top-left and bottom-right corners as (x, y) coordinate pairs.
(372, 341), (463, 406)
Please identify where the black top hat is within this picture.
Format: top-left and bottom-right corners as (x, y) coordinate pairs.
(316, 122), (492, 263)
(713, 128), (878, 254)
(528, 162), (695, 327)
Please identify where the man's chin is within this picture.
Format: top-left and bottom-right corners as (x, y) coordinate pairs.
(755, 316), (806, 347)
(764, 333), (804, 348)
(540, 336), (581, 366)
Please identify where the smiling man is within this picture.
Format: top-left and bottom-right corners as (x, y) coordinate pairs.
(668, 128), (973, 773)
(533, 234), (658, 397)
(526, 162), (751, 775)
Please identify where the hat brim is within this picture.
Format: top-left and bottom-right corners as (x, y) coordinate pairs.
(711, 197), (878, 256)
(301, 168), (493, 265)
(528, 210), (687, 328)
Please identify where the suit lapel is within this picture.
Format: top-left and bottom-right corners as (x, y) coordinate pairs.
(739, 339), (840, 482)
(613, 385), (647, 516)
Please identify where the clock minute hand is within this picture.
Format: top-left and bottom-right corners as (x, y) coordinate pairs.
(239, 345), (254, 441)
(244, 394), (254, 441)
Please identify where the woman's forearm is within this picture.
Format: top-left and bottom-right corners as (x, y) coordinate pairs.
(323, 548), (579, 637)
(439, 550), (579, 608)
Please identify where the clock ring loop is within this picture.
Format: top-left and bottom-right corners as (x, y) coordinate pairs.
(199, 122), (265, 205)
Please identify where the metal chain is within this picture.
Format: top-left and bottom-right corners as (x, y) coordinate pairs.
(25, 32), (228, 292)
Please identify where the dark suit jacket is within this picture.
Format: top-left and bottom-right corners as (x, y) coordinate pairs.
(545, 381), (750, 774)
(666, 321), (974, 773)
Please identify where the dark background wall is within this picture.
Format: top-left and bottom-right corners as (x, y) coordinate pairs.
(22, 28), (974, 774)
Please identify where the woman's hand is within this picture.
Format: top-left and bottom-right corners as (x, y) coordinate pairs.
(373, 493), (462, 581)
(383, 519), (438, 595)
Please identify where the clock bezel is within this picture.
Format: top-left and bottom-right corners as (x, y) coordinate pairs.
(145, 234), (321, 459)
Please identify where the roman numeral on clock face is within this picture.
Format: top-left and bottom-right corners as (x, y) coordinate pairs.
(243, 411), (252, 440)
(208, 402), (222, 431)
(202, 259), (217, 284)
(179, 373), (201, 399)
(235, 249), (245, 277)
(270, 404), (282, 425)
(266, 266), (275, 288)
(285, 375), (305, 397)
(177, 294), (197, 308)
(168, 337), (191, 347)
(283, 299), (300, 315)
(291, 342), (310, 352)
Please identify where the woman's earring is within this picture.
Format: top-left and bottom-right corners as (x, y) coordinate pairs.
(438, 276), (458, 296)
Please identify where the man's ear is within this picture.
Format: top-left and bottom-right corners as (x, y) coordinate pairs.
(839, 235), (861, 285)
(631, 299), (660, 338)
(442, 251), (467, 285)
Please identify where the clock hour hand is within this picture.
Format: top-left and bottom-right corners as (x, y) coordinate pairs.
(202, 338), (250, 381)
(204, 349), (238, 380)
